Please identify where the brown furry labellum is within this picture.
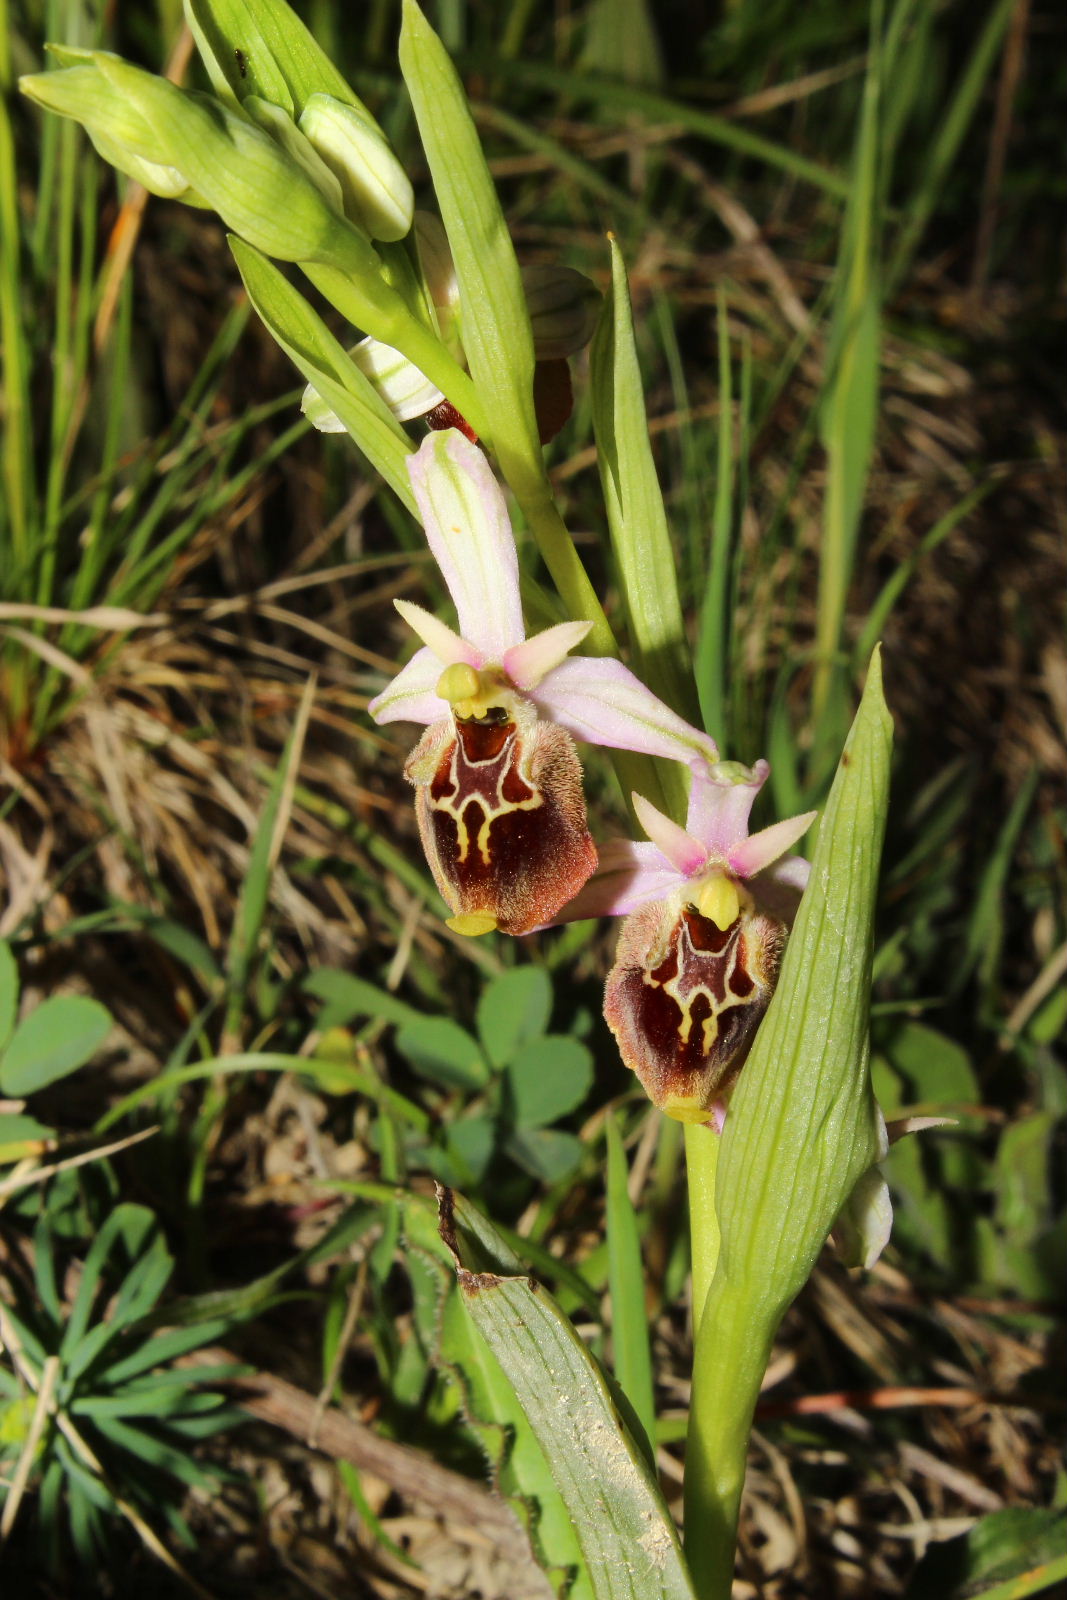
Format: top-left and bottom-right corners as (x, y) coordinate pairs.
(604, 895), (786, 1122)
(404, 701), (597, 936)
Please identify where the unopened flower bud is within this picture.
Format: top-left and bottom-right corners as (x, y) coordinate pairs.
(299, 94), (413, 242)
(23, 54), (380, 275)
(521, 264), (601, 359)
(87, 130), (190, 198)
(20, 60), (171, 168)
(243, 95), (344, 210)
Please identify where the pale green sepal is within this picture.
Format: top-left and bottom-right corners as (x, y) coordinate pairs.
(441, 1190), (696, 1600)
(399, 0), (539, 469)
(590, 236), (698, 822)
(230, 238), (416, 514)
(19, 63), (172, 165)
(183, 0), (359, 115)
(684, 648), (892, 1599)
(87, 130), (191, 198)
(243, 95), (344, 209)
(299, 95), (414, 242)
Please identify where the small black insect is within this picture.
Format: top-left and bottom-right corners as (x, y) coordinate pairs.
(234, 48), (248, 78)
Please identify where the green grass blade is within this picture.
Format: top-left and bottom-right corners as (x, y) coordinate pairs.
(886, 0), (1016, 293)
(223, 674), (314, 1031)
(0, 20), (34, 570)
(695, 291), (734, 748)
(605, 1111), (656, 1458)
(853, 480), (995, 669)
(95, 1052), (431, 1136)
(950, 767), (1039, 1001)
(811, 6), (884, 740)
(486, 59), (850, 200)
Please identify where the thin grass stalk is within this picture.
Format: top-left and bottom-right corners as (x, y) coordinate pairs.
(0, 0), (34, 574)
(695, 291), (733, 744)
(811, 5), (884, 737)
(886, 0), (1017, 294)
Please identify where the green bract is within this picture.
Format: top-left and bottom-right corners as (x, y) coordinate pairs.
(684, 649), (892, 1597)
(21, 52), (373, 272)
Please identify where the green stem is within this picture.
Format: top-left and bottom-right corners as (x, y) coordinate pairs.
(684, 1276), (772, 1600)
(684, 1119), (763, 1600)
(684, 1122), (721, 1336)
(511, 472), (615, 657)
(303, 260), (491, 443)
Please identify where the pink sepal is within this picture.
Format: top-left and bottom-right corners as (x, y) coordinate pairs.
(547, 840), (681, 922)
(532, 655), (717, 765)
(407, 431), (525, 660)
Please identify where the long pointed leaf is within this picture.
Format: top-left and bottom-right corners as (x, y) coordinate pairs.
(442, 1191), (695, 1600)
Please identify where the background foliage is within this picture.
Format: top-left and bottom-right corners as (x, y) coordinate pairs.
(1, 0), (1063, 1595)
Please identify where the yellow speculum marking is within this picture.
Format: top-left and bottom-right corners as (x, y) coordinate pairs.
(653, 877), (758, 1058)
(432, 673), (544, 866)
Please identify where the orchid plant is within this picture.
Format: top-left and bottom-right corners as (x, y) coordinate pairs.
(21, 3), (903, 1596)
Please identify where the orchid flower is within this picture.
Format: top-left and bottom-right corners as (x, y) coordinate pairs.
(369, 429), (718, 938)
(303, 212), (599, 436)
(558, 758), (817, 1125)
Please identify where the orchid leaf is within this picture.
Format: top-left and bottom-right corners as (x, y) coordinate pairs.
(398, 1), (537, 476)
(605, 1112), (656, 1457)
(401, 1194), (592, 1596)
(590, 238), (696, 732)
(229, 237), (416, 513)
(442, 1190), (696, 1599)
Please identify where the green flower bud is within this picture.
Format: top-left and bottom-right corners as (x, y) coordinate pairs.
(521, 264), (601, 359)
(86, 129), (191, 199)
(243, 94), (344, 210)
(20, 61), (172, 167)
(299, 94), (413, 242)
